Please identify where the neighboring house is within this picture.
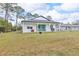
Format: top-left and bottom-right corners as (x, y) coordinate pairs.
(56, 24), (79, 31)
(21, 16), (59, 33)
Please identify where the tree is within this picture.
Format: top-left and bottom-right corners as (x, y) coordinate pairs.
(32, 13), (39, 18)
(0, 18), (12, 32)
(13, 6), (25, 30)
(26, 12), (33, 20)
(0, 3), (17, 31)
(0, 18), (6, 27)
(0, 3), (17, 21)
(25, 13), (40, 20)
(46, 16), (52, 21)
(18, 11), (27, 20)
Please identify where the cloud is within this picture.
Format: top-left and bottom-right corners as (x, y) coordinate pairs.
(54, 3), (79, 13)
(61, 3), (79, 11)
(18, 3), (49, 12)
(45, 10), (62, 18)
(18, 3), (79, 24)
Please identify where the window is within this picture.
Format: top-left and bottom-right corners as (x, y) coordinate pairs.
(55, 25), (59, 28)
(38, 24), (46, 31)
(27, 26), (32, 29)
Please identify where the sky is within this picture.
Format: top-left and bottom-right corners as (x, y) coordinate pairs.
(18, 3), (79, 24)
(0, 3), (79, 25)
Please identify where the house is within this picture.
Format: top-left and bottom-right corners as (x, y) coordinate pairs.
(56, 24), (79, 31)
(21, 16), (59, 33)
(21, 16), (79, 33)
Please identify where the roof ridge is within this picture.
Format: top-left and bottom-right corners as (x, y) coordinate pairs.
(32, 16), (52, 21)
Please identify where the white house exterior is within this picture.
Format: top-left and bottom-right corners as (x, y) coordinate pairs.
(21, 16), (79, 33)
(21, 16), (59, 33)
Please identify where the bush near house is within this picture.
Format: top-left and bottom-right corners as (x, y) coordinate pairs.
(0, 18), (12, 32)
(0, 26), (5, 33)
(11, 26), (22, 32)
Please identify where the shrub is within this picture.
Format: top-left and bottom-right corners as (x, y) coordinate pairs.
(0, 26), (5, 33)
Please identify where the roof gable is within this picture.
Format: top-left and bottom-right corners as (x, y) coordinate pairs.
(33, 16), (48, 21)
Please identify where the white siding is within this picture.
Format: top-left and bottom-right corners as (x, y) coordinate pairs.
(22, 22), (53, 32)
(46, 24), (51, 32)
(54, 25), (79, 31)
(22, 22), (37, 33)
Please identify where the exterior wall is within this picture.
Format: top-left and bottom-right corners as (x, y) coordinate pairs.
(46, 24), (51, 32)
(71, 26), (79, 31)
(52, 24), (58, 31)
(54, 25), (79, 31)
(22, 22), (79, 33)
(53, 24), (60, 31)
(22, 22), (54, 33)
(22, 22), (37, 33)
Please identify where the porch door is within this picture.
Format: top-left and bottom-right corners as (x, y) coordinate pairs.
(38, 24), (46, 32)
(50, 25), (54, 31)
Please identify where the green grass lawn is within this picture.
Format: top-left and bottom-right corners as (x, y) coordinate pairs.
(0, 31), (79, 56)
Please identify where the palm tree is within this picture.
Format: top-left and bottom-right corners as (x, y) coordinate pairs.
(13, 6), (25, 30)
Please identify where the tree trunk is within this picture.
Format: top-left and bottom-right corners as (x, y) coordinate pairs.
(5, 10), (8, 21)
(5, 8), (9, 32)
(5, 11), (7, 21)
(16, 14), (18, 31)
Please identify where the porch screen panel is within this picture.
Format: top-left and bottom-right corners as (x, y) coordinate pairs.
(38, 24), (46, 31)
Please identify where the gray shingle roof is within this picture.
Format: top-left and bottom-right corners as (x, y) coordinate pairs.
(22, 20), (59, 23)
(21, 16), (60, 23)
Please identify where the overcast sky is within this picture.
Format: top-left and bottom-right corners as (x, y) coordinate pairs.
(1, 3), (79, 25)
